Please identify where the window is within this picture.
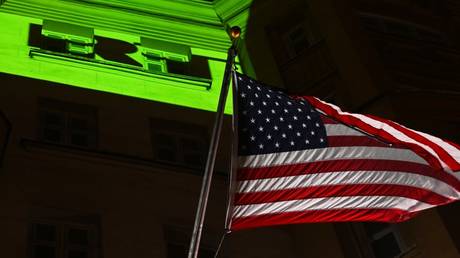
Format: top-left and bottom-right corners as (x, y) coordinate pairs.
(364, 223), (406, 258)
(151, 118), (207, 169)
(282, 21), (321, 59)
(38, 98), (97, 148)
(29, 222), (99, 258)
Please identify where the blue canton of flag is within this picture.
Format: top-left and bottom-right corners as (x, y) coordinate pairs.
(237, 74), (328, 156)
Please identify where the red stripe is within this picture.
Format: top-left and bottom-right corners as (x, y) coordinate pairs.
(304, 96), (444, 171)
(320, 115), (338, 124)
(234, 184), (452, 206)
(327, 135), (388, 147)
(231, 208), (419, 230)
(369, 115), (460, 171)
(236, 159), (460, 191)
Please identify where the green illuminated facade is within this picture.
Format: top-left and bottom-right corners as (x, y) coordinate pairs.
(0, 0), (254, 113)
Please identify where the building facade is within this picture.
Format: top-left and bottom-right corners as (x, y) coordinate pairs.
(1, 0), (460, 258)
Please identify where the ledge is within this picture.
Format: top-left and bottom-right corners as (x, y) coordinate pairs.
(21, 139), (228, 177)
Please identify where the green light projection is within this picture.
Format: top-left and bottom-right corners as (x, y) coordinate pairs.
(0, 0), (253, 113)
(0, 13), (239, 113)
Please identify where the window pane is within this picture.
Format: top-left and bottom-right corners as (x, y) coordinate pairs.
(34, 245), (56, 258)
(44, 112), (64, 127)
(43, 128), (62, 143)
(371, 233), (401, 258)
(34, 224), (56, 242)
(70, 133), (89, 147)
(69, 117), (89, 131)
(156, 133), (175, 146)
(180, 138), (202, 151)
(68, 228), (89, 245)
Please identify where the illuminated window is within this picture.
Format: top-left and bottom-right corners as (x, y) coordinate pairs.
(38, 99), (97, 148)
(29, 222), (99, 258)
(151, 118), (207, 169)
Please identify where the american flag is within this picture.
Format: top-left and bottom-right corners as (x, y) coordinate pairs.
(230, 73), (460, 230)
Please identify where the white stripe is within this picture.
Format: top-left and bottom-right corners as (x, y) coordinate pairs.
(408, 127), (460, 164)
(232, 195), (434, 218)
(314, 98), (450, 170)
(325, 124), (364, 136)
(239, 146), (428, 168)
(237, 170), (460, 199)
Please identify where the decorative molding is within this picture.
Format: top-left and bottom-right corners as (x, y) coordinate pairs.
(0, 0), (232, 51)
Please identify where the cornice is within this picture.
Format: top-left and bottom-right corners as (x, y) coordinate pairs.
(0, 0), (232, 51)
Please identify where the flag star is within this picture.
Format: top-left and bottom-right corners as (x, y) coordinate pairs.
(290, 141), (295, 146)
(259, 144), (264, 149)
(277, 95), (282, 99)
(274, 125), (279, 130)
(302, 123), (307, 128)
(258, 126), (264, 132)
(296, 132), (301, 136)
(271, 109), (276, 114)
(257, 86), (261, 91)
(287, 101), (292, 105)
(320, 138), (324, 142)
(293, 116), (298, 120)
(262, 101), (267, 106)
(300, 101), (306, 105)
(250, 101), (254, 106)
(279, 117), (284, 122)
(250, 118), (256, 123)
(275, 142), (280, 148)
(307, 115), (311, 120)
(250, 136), (256, 141)
(257, 110), (262, 114)
(255, 93), (259, 98)
(238, 76), (242, 81)
(249, 79), (253, 83)
(266, 94), (271, 98)
(284, 109), (289, 113)
(282, 133), (287, 138)
(267, 134), (272, 140)
(275, 102), (279, 106)
(311, 131), (315, 135)
(241, 93), (246, 98)
(247, 85), (251, 89)
(265, 118), (270, 123)
(297, 108), (302, 112)
(315, 123), (320, 127)
(288, 124), (293, 129)
(305, 139), (310, 144)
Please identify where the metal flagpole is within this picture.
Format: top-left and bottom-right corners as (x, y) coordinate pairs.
(223, 67), (240, 232)
(187, 26), (241, 258)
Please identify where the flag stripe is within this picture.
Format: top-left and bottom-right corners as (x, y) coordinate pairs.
(239, 146), (428, 169)
(327, 136), (388, 147)
(234, 184), (452, 205)
(231, 208), (418, 230)
(325, 124), (365, 136)
(370, 115), (460, 172)
(233, 195), (434, 219)
(236, 159), (460, 190)
(236, 170), (460, 199)
(306, 96), (452, 171)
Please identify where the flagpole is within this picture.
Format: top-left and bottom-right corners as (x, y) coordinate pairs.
(223, 68), (240, 231)
(187, 26), (241, 258)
